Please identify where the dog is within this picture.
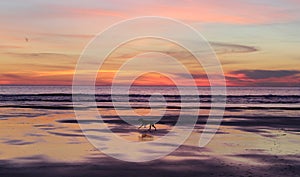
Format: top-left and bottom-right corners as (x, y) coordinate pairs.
(138, 118), (157, 131)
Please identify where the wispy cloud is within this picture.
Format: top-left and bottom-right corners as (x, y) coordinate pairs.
(35, 32), (94, 39)
(1, 74), (24, 79)
(0, 45), (22, 49)
(2, 52), (78, 65)
(211, 42), (258, 55)
(4, 52), (77, 59)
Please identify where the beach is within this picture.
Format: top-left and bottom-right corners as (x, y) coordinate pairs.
(0, 86), (299, 176)
(2, 0), (300, 176)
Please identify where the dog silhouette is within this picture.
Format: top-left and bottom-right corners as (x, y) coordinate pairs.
(138, 118), (157, 131)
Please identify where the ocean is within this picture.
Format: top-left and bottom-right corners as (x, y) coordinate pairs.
(1, 86), (300, 125)
(1, 86), (299, 114)
(1, 86), (299, 106)
(0, 86), (300, 176)
(1, 86), (300, 127)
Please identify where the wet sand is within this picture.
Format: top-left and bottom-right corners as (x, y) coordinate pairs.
(0, 107), (300, 177)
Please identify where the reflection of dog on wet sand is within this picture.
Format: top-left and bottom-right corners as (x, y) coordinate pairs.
(139, 133), (153, 140)
(138, 118), (157, 131)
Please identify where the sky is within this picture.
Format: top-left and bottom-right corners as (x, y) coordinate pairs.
(1, 0), (300, 86)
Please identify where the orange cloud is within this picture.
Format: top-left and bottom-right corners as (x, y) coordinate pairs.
(132, 72), (176, 86)
(0, 71), (74, 85)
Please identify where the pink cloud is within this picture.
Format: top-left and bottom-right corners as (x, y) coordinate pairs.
(65, 0), (295, 24)
(31, 0), (296, 24)
(2, 1), (298, 27)
(130, 0), (294, 24)
(66, 7), (125, 18)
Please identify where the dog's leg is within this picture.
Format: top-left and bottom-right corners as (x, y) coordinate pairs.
(148, 124), (151, 131)
(138, 124), (144, 129)
(152, 124), (157, 131)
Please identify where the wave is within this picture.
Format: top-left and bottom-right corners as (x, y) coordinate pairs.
(1, 93), (300, 97)
(1, 93), (300, 104)
(1, 105), (300, 111)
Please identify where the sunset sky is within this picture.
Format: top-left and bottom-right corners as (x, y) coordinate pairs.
(1, 0), (300, 86)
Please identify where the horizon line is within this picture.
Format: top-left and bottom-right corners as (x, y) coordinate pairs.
(0, 84), (299, 88)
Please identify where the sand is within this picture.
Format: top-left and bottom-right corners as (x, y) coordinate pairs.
(0, 107), (300, 177)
